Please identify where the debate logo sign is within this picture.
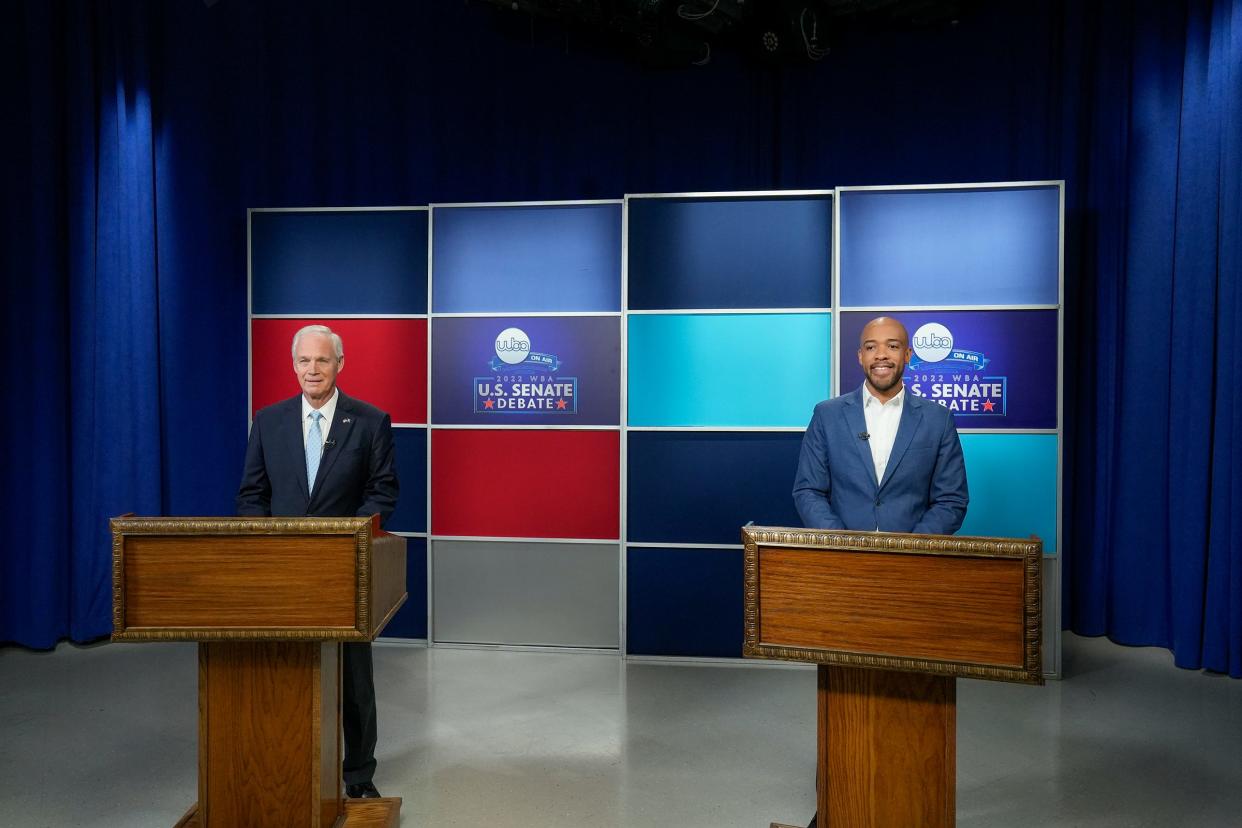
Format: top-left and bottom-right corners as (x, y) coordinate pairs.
(906, 322), (1007, 416)
(474, 327), (578, 413)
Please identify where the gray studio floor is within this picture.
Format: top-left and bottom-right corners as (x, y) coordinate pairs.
(1, 634), (1240, 828)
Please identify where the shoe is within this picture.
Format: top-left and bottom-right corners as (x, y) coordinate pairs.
(346, 781), (381, 798)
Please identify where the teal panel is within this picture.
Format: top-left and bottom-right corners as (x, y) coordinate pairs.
(628, 314), (830, 427)
(959, 434), (1059, 555)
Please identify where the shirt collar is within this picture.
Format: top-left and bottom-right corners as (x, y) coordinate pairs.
(862, 383), (905, 409)
(302, 388), (339, 423)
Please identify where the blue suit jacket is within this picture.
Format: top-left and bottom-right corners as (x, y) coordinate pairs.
(236, 391), (399, 524)
(793, 386), (968, 534)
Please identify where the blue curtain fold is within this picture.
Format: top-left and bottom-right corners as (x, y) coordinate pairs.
(2, 0), (1239, 675)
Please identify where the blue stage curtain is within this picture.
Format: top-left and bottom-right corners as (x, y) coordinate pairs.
(2, 1), (247, 648)
(3, 2), (167, 647)
(2, 0), (1239, 676)
(1063, 0), (1242, 677)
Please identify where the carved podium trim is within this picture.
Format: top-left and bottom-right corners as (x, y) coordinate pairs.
(742, 526), (1042, 684)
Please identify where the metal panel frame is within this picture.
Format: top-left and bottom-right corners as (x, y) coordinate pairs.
(622, 189), (836, 659)
(427, 199), (625, 650)
(246, 205), (433, 645)
(834, 181), (1065, 677)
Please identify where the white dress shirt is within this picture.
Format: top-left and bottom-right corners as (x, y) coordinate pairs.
(301, 388), (339, 449)
(862, 383), (905, 485)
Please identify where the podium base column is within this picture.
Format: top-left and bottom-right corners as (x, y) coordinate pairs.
(818, 664), (955, 827)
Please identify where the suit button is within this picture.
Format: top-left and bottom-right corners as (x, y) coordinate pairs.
(875, 499), (882, 507)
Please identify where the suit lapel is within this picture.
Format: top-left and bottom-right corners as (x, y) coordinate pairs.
(842, 389), (878, 493)
(312, 392), (355, 496)
(878, 394), (923, 492)
(283, 397), (311, 503)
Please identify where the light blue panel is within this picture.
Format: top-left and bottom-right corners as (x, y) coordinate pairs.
(839, 186), (1060, 307)
(959, 433), (1058, 555)
(628, 314), (830, 427)
(432, 203), (621, 312)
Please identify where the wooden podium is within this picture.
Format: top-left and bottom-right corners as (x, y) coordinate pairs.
(110, 515), (407, 828)
(742, 526), (1042, 828)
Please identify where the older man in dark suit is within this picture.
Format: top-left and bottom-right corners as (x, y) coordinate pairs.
(236, 324), (398, 799)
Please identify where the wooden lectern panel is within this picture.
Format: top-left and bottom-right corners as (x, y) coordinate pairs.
(111, 516), (406, 642)
(743, 526), (1042, 684)
(125, 535), (356, 629)
(759, 547), (1024, 665)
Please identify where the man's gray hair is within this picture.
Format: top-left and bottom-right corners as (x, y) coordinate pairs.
(291, 325), (344, 361)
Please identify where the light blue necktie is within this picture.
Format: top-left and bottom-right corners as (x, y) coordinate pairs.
(306, 411), (323, 492)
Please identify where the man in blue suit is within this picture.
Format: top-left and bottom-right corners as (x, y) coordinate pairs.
(793, 316), (968, 828)
(236, 324), (399, 799)
(794, 315), (968, 535)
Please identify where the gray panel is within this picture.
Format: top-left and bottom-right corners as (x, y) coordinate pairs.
(433, 540), (620, 647)
(1043, 555), (1061, 678)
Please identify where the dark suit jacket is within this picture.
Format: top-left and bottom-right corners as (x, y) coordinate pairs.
(793, 386), (968, 535)
(236, 391), (398, 524)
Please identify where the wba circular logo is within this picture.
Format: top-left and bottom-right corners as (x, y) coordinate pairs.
(477, 325), (576, 414)
(494, 327), (531, 365)
(912, 323), (953, 364)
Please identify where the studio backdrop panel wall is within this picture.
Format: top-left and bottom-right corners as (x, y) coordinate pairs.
(248, 184), (1061, 671)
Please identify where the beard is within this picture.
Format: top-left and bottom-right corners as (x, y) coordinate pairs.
(865, 363), (902, 393)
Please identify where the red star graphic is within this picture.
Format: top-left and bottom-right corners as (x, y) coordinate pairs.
(982, 400), (995, 412)
(556, 399), (567, 410)
(483, 398), (494, 409)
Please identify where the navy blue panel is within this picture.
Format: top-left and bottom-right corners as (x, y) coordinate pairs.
(251, 210), (428, 314)
(627, 431), (805, 544)
(387, 427), (427, 534)
(626, 547), (742, 657)
(839, 186), (1060, 307)
(627, 196), (832, 310)
(381, 538), (427, 640)
(432, 203), (621, 312)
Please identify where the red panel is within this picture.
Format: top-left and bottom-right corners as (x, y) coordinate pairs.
(251, 318), (427, 424)
(432, 430), (620, 540)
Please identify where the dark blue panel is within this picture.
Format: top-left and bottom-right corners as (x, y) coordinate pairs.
(381, 538), (427, 640)
(628, 196), (832, 310)
(839, 186), (1060, 307)
(626, 547), (742, 657)
(627, 431), (805, 544)
(387, 427), (427, 534)
(251, 210), (428, 314)
(432, 203), (621, 312)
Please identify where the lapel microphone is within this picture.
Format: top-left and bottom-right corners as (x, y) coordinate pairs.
(324, 439), (336, 449)
(858, 432), (870, 441)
